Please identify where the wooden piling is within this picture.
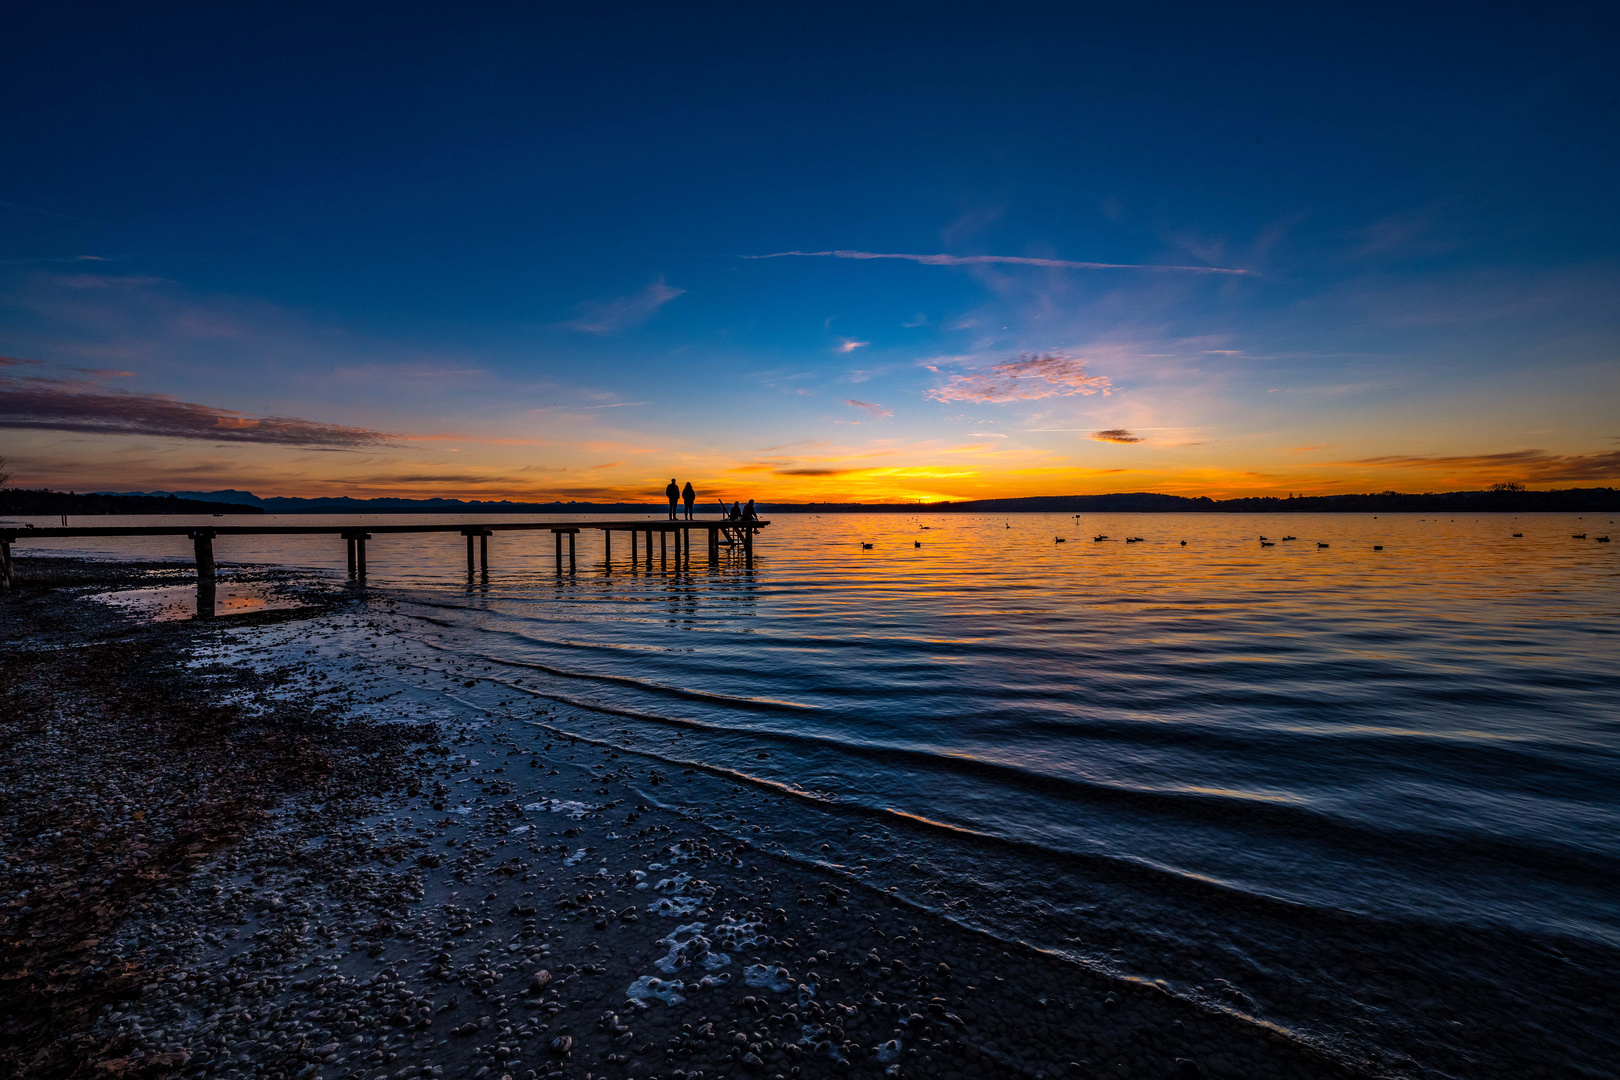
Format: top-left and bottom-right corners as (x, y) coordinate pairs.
(480, 531), (489, 573)
(553, 528), (579, 574)
(356, 533), (368, 577)
(191, 530), (216, 581)
(1, 538), (13, 589)
(466, 533), (475, 574)
(346, 535), (357, 576)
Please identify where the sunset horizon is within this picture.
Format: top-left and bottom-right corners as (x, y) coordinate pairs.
(4, 7), (1618, 1080)
(4, 6), (1616, 507)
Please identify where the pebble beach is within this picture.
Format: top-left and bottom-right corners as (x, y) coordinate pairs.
(1, 558), (1357, 1080)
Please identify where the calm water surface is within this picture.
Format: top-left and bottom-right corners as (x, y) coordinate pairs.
(15, 511), (1620, 1075)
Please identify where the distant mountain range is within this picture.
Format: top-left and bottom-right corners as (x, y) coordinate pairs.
(2, 489), (264, 516)
(75, 487), (1620, 514)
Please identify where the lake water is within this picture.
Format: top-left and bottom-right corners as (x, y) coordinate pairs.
(12, 510), (1620, 1075)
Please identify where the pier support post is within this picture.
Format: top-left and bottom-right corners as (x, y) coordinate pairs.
(605, 528), (612, 567)
(191, 529), (217, 618)
(744, 527), (754, 568)
(356, 533), (369, 578)
(1, 538), (13, 589)
(346, 535), (356, 577)
(553, 528), (579, 574)
(191, 529), (217, 581)
(466, 533), (475, 574)
(480, 531), (489, 573)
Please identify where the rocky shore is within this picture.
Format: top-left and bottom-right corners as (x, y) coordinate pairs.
(3, 559), (1359, 1080)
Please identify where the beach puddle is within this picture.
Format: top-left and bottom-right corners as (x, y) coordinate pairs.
(88, 584), (307, 622)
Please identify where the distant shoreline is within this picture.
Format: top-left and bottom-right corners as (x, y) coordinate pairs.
(6, 485), (1618, 516)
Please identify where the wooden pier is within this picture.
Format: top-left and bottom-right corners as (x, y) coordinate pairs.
(0, 518), (767, 610)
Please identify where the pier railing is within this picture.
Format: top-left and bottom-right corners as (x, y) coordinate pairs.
(0, 518), (768, 603)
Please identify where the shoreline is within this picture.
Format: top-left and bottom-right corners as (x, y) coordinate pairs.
(1, 559), (1361, 1080)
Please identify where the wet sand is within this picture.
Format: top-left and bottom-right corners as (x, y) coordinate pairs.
(3, 560), (1363, 1080)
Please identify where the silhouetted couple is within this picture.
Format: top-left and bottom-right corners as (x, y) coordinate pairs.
(666, 479), (695, 520)
(723, 499), (757, 521)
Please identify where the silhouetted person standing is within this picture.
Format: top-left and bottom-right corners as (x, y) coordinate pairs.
(682, 481), (695, 520)
(665, 479), (679, 520)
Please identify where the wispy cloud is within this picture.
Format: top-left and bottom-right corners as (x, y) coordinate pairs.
(562, 278), (684, 333)
(581, 401), (651, 409)
(844, 399), (892, 418)
(742, 250), (1255, 275)
(927, 353), (1113, 404)
(1343, 450), (1620, 483)
(836, 338), (869, 353)
(0, 372), (397, 448)
(1091, 428), (1143, 443)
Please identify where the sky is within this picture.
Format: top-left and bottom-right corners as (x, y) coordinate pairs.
(2, 1), (1617, 503)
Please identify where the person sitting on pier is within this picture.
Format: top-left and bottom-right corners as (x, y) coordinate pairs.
(742, 499), (757, 520)
(729, 501), (743, 520)
(665, 479), (680, 520)
(682, 481), (695, 520)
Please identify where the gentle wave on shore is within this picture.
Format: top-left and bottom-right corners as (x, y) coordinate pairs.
(25, 509), (1620, 1073)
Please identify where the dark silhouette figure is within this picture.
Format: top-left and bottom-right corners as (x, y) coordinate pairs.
(742, 499), (757, 520)
(665, 479), (680, 520)
(729, 501), (742, 520)
(682, 481), (695, 520)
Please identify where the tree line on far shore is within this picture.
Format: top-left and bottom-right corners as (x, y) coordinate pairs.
(2, 483), (1617, 517)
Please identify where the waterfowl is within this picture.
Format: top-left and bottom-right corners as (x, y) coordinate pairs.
(1573, 534), (1586, 539)
(1598, 536), (1611, 542)
(1281, 536), (1297, 541)
(1512, 533), (1523, 537)
(914, 540), (921, 547)
(1260, 541), (1274, 547)
(1180, 540), (1187, 546)
(1373, 545), (1383, 550)
(861, 543), (874, 549)
(1317, 542), (1330, 548)
(1094, 535), (1107, 542)
(1259, 535), (1269, 540)
(1055, 537), (1066, 543)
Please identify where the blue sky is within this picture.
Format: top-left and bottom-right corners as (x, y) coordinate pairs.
(2, 1), (1617, 500)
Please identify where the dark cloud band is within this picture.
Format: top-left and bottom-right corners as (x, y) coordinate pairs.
(0, 375), (396, 448)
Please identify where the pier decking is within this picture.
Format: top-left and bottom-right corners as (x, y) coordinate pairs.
(0, 519), (768, 603)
